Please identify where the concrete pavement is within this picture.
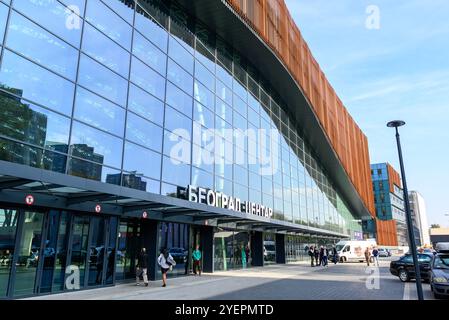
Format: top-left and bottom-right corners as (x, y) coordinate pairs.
(24, 258), (436, 300)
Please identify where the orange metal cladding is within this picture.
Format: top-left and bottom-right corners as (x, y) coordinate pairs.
(375, 219), (399, 246)
(226, 0), (375, 216)
(387, 163), (402, 193)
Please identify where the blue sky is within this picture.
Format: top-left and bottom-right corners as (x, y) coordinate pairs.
(285, 0), (449, 227)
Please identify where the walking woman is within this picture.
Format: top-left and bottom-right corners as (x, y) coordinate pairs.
(157, 248), (176, 287)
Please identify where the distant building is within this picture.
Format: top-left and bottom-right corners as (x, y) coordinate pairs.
(366, 163), (408, 246)
(429, 228), (449, 247)
(409, 191), (431, 247)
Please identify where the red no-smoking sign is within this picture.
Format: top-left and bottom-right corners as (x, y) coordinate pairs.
(95, 204), (101, 213)
(25, 195), (34, 205)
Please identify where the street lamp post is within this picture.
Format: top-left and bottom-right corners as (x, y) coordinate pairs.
(387, 120), (424, 300)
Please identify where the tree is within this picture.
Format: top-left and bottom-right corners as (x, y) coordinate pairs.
(430, 224), (441, 229)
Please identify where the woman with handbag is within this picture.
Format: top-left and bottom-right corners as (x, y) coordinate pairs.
(157, 248), (176, 287)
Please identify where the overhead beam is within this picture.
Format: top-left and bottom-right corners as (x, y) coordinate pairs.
(0, 179), (32, 189)
(66, 193), (119, 206)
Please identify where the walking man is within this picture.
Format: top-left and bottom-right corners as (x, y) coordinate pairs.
(372, 247), (379, 267)
(364, 247), (371, 267)
(322, 247), (328, 267)
(136, 247), (149, 287)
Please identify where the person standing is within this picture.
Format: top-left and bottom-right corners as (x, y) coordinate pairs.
(364, 247), (371, 267)
(319, 246), (324, 266)
(309, 246), (315, 267)
(157, 248), (176, 287)
(332, 246), (338, 264)
(192, 245), (202, 276)
(136, 248), (149, 287)
(314, 246), (319, 266)
(372, 247), (379, 267)
(322, 247), (328, 267)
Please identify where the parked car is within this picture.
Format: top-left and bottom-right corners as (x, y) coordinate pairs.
(389, 253), (433, 282)
(430, 242), (449, 299)
(378, 248), (390, 257)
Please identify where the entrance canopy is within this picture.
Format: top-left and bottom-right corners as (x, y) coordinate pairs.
(0, 160), (348, 238)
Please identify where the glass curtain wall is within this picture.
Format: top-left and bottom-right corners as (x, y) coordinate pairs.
(0, 0), (361, 239)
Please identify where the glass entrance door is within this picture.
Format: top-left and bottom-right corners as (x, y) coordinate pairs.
(115, 220), (140, 281)
(13, 211), (45, 297)
(68, 215), (90, 290)
(0, 208), (19, 298)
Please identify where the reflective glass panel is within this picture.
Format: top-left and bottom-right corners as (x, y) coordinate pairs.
(13, 0), (82, 46)
(85, 0), (132, 49)
(128, 84), (164, 126)
(13, 212), (44, 297)
(134, 5), (168, 52)
(216, 80), (232, 106)
(0, 208), (18, 298)
(194, 60), (215, 91)
(168, 37), (193, 74)
(82, 22), (130, 77)
(6, 12), (78, 80)
(166, 82), (193, 117)
(103, 0), (135, 24)
(162, 155), (191, 186)
(87, 217), (106, 286)
(0, 91), (70, 151)
(164, 106), (192, 138)
(0, 3), (8, 44)
(126, 112), (162, 152)
(194, 81), (214, 111)
(74, 87), (125, 136)
(167, 59), (193, 95)
(193, 101), (214, 129)
(78, 54), (128, 107)
(130, 56), (165, 101)
(51, 211), (70, 293)
(0, 50), (75, 115)
(70, 121), (123, 168)
(133, 31), (167, 76)
(123, 141), (161, 180)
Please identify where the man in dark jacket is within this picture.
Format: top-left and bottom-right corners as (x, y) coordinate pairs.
(314, 247), (319, 266)
(136, 247), (149, 287)
(309, 246), (315, 267)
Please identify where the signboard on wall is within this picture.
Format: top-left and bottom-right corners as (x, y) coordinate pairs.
(353, 231), (363, 240)
(186, 185), (273, 219)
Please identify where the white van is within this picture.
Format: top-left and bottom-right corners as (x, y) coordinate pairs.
(335, 239), (377, 263)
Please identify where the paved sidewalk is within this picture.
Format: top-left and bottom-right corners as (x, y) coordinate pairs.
(24, 259), (435, 300)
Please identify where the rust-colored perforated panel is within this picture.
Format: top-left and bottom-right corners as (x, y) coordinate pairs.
(226, 0), (375, 216)
(376, 219), (399, 246)
(387, 163), (402, 193)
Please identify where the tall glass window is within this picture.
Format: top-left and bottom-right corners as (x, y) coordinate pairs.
(13, 211), (45, 297)
(6, 12), (79, 80)
(0, 50), (75, 116)
(0, 208), (18, 298)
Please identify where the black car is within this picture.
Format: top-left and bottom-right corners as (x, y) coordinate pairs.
(389, 253), (433, 282)
(430, 244), (449, 299)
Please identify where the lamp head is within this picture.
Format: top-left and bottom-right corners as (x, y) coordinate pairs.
(387, 120), (406, 128)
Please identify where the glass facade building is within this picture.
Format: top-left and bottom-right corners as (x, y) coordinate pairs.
(0, 0), (370, 298)
(369, 163), (407, 246)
